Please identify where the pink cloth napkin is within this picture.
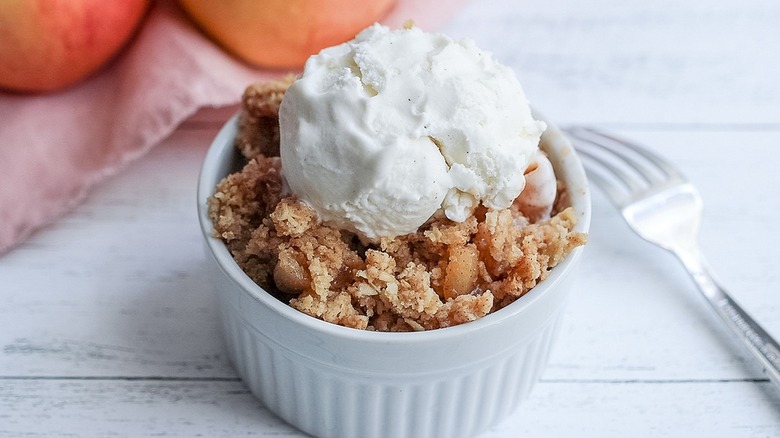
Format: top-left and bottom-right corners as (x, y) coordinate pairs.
(0, 0), (467, 255)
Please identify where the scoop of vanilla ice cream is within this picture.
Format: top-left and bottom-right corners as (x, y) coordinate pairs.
(279, 23), (546, 240)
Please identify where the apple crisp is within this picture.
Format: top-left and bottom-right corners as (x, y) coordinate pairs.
(208, 79), (587, 332)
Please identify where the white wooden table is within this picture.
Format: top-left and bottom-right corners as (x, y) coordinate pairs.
(3, 0), (780, 436)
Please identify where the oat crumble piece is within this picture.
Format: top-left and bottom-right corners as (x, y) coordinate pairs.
(236, 75), (296, 159)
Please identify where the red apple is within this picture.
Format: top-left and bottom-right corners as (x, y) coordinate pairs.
(178, 0), (396, 69)
(0, 0), (150, 93)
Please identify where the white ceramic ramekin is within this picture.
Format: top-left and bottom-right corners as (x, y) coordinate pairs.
(197, 115), (590, 438)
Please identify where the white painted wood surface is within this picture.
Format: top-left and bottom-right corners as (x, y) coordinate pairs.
(3, 0), (780, 436)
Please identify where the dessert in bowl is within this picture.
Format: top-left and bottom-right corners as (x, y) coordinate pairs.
(198, 23), (589, 438)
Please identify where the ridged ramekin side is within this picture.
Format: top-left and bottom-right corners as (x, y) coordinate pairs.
(218, 288), (566, 438)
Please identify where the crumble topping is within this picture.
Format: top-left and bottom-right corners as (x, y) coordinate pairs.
(208, 78), (587, 331)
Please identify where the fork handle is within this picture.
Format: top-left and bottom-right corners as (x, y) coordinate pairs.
(676, 249), (780, 386)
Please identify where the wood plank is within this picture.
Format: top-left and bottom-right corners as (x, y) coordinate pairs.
(443, 0), (780, 125)
(488, 379), (780, 437)
(1, 379), (778, 437)
(0, 379), (298, 437)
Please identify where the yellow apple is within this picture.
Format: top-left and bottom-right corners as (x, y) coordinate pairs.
(178, 0), (396, 69)
(0, 0), (150, 93)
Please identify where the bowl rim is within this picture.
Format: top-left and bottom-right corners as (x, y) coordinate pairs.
(197, 112), (591, 344)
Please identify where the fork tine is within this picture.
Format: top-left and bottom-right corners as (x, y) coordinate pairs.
(565, 127), (653, 198)
(567, 127), (667, 185)
(575, 146), (633, 205)
(580, 127), (686, 182)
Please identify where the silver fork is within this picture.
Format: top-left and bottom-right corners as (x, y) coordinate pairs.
(565, 126), (780, 387)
